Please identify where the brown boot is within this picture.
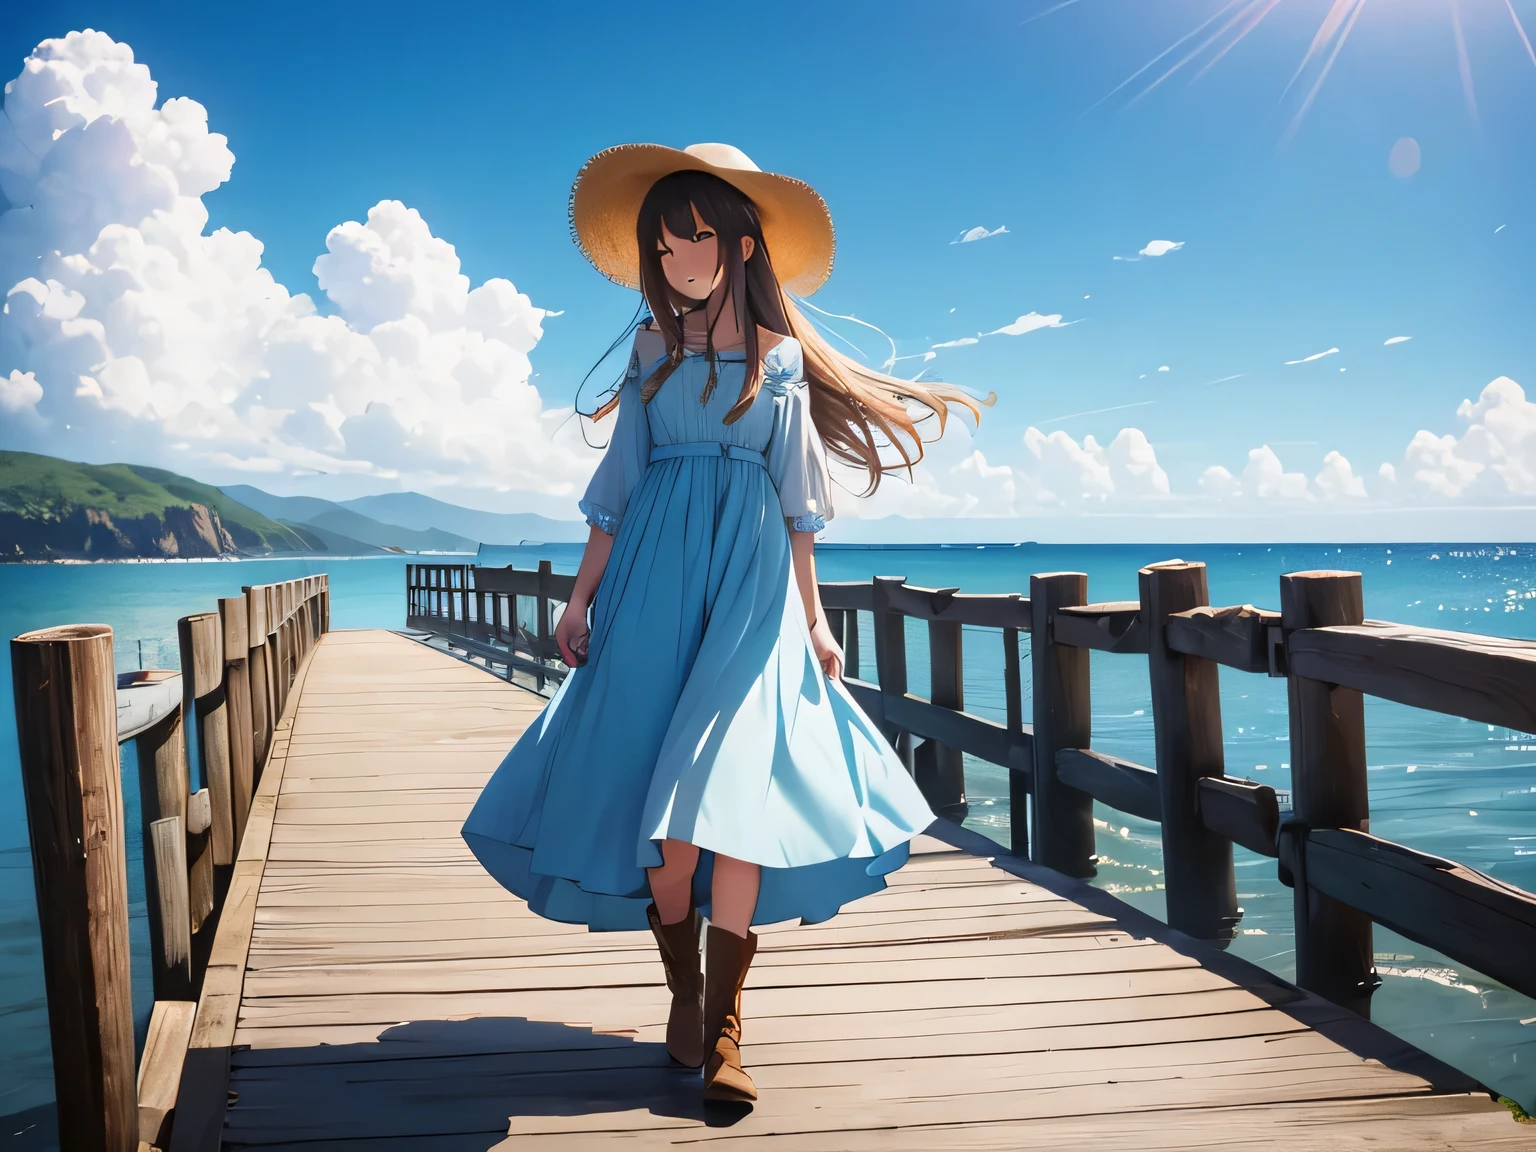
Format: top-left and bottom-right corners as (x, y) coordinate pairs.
(702, 923), (759, 1103)
(646, 902), (704, 1067)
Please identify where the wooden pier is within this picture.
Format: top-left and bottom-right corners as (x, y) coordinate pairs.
(11, 561), (1536, 1148)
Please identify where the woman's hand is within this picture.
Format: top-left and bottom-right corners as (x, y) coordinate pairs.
(555, 599), (591, 667)
(809, 616), (844, 681)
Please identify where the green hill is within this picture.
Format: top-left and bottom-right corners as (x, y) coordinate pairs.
(0, 451), (314, 559)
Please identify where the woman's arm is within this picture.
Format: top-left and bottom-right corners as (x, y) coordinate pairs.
(790, 530), (843, 680)
(554, 526), (615, 666)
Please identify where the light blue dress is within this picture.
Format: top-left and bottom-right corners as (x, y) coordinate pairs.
(461, 334), (935, 930)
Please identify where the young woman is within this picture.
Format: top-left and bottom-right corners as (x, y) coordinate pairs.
(462, 142), (981, 1104)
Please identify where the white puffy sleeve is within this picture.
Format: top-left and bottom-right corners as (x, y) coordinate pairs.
(578, 331), (656, 535)
(764, 338), (834, 533)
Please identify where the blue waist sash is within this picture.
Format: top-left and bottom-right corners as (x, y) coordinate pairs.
(650, 442), (767, 468)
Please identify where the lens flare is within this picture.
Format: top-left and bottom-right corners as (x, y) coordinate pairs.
(1041, 0), (1536, 135)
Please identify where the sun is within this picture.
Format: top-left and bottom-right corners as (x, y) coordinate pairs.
(1035, 0), (1536, 136)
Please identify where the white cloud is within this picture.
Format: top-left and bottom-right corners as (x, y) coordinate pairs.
(988, 312), (1067, 337)
(1157, 365), (1170, 372)
(837, 431), (1019, 520)
(1114, 239), (1184, 261)
(1243, 445), (1311, 499)
(1384, 336), (1411, 345)
(951, 225), (1009, 244)
(1, 369), (43, 425)
(1314, 450), (1367, 499)
(1201, 446), (1316, 501)
(1199, 465), (1236, 498)
(0, 31), (592, 498)
(1284, 347), (1340, 365)
(931, 336), (979, 348)
(1021, 426), (1169, 504)
(1392, 376), (1536, 499)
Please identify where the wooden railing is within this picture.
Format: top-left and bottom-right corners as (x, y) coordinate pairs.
(11, 575), (329, 1151)
(406, 561), (576, 691)
(411, 559), (1536, 1029)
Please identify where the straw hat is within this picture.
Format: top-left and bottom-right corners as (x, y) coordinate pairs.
(569, 143), (835, 297)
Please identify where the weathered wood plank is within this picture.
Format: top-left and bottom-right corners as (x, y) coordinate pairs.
(1053, 601), (1148, 654)
(1286, 620), (1536, 734)
(1142, 560), (1238, 943)
(1280, 571), (1375, 1018)
(1166, 604), (1280, 674)
(11, 623), (138, 1151)
(1030, 573), (1096, 876)
(211, 627), (1512, 1150)
(1054, 748), (1161, 822)
(1303, 827), (1536, 1001)
(137, 999), (195, 1147)
(1198, 775), (1280, 858)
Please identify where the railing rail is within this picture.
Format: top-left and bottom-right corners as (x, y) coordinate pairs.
(11, 573), (329, 1151)
(406, 562), (577, 692)
(407, 558), (1536, 1029)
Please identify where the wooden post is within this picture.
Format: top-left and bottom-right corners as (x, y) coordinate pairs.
(244, 588), (271, 774)
(134, 707), (194, 1002)
(872, 576), (913, 772)
(220, 595), (254, 850)
(1030, 573), (1096, 877)
(843, 609), (861, 680)
(179, 613), (233, 866)
(1004, 625), (1028, 857)
(11, 624), (137, 1151)
(536, 560), (554, 691)
(1141, 561), (1239, 943)
(1281, 570), (1376, 1017)
(915, 608), (967, 821)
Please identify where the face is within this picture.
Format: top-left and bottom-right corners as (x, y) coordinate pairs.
(656, 203), (756, 303)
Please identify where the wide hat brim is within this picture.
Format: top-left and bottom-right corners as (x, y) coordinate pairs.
(569, 143), (835, 298)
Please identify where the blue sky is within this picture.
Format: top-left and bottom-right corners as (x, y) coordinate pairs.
(4, 0), (1535, 538)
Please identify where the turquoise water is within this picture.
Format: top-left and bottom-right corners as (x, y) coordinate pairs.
(1, 544), (1533, 1139)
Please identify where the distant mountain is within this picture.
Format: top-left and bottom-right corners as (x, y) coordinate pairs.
(222, 484), (481, 552)
(0, 452), (313, 559)
(338, 491), (588, 544)
(217, 486), (342, 526)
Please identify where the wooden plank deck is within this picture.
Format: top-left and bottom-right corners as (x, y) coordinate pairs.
(216, 629), (1522, 1149)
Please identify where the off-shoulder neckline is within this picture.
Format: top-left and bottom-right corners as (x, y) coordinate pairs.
(675, 335), (800, 365)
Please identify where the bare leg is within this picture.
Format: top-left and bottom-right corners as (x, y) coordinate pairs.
(710, 853), (761, 938)
(647, 838), (701, 925)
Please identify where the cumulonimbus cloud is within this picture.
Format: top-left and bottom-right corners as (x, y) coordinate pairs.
(0, 30), (592, 498)
(1390, 377), (1536, 499)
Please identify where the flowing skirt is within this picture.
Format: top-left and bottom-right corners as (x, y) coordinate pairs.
(461, 452), (935, 930)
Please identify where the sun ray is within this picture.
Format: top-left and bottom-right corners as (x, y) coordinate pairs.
(1022, 0), (1088, 26)
(1283, 0), (1369, 141)
(1451, 0), (1479, 117)
(1281, 0), (1365, 101)
(1191, 0), (1287, 83)
(1127, 0), (1275, 107)
(1081, 0), (1246, 116)
(1505, 0), (1536, 66)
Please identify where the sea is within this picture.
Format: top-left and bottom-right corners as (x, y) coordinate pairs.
(1, 542), (1533, 1144)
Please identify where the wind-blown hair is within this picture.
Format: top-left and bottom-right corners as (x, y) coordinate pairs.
(596, 170), (984, 495)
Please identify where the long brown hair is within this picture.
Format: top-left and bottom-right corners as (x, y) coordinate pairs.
(601, 170), (984, 495)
